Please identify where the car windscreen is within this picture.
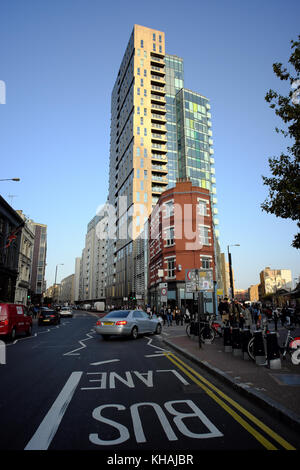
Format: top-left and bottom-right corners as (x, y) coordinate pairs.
(43, 310), (56, 315)
(105, 311), (130, 318)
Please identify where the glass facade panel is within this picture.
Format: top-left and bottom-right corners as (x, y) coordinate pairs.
(165, 54), (184, 189)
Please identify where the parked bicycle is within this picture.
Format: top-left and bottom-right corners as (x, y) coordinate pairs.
(186, 314), (222, 343)
(247, 319), (270, 361)
(280, 325), (300, 365)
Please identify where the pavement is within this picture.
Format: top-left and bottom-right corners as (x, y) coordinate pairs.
(161, 321), (300, 433)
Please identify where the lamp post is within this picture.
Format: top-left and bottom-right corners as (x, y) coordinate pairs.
(54, 263), (64, 304)
(227, 244), (240, 300)
(0, 178), (20, 181)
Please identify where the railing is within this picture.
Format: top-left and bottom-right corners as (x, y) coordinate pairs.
(152, 164), (167, 171)
(151, 74), (165, 82)
(151, 123), (166, 131)
(151, 104), (166, 111)
(151, 113), (167, 120)
(151, 94), (166, 103)
(151, 154), (167, 161)
(152, 133), (166, 140)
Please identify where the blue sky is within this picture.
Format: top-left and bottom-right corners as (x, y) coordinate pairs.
(0, 0), (299, 290)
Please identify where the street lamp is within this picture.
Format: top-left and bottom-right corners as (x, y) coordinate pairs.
(227, 244), (240, 299)
(0, 178), (20, 181)
(54, 263), (64, 286)
(54, 264), (64, 304)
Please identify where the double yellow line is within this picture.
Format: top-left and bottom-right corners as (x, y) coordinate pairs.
(164, 352), (296, 450)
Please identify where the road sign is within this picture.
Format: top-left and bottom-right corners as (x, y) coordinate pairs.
(161, 286), (168, 302)
(185, 269), (213, 292)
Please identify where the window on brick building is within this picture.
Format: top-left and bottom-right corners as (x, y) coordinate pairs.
(167, 258), (175, 278)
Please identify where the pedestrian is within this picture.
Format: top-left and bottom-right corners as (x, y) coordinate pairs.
(160, 306), (166, 325)
(180, 305), (185, 325)
(185, 307), (191, 323)
(281, 306), (288, 326)
(166, 305), (172, 326)
(230, 299), (242, 327)
(218, 297), (230, 326)
(175, 306), (180, 325)
(273, 307), (280, 332)
(242, 302), (252, 329)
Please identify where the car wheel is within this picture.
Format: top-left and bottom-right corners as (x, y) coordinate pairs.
(155, 323), (162, 335)
(131, 326), (138, 339)
(10, 328), (16, 341)
(26, 325), (32, 336)
(101, 335), (110, 340)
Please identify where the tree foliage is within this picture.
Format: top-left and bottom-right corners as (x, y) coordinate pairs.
(262, 35), (300, 248)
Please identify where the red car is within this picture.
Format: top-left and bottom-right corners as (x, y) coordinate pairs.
(0, 303), (32, 340)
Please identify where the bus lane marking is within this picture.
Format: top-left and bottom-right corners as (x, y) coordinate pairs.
(24, 371), (83, 450)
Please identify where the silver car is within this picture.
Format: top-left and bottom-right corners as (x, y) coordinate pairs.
(95, 310), (162, 340)
(59, 307), (73, 318)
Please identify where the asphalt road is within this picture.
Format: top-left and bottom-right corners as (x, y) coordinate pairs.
(0, 310), (299, 457)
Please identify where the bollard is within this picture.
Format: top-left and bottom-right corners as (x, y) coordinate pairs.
(266, 332), (281, 369)
(241, 329), (252, 360)
(232, 328), (242, 357)
(253, 330), (266, 365)
(223, 326), (232, 352)
(202, 323), (213, 343)
(190, 321), (199, 336)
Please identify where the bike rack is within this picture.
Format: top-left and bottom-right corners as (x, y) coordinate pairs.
(266, 332), (281, 369)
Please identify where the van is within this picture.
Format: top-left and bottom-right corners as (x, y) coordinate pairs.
(0, 303), (32, 340)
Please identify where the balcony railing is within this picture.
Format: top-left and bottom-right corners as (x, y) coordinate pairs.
(151, 113), (167, 121)
(151, 103), (166, 112)
(151, 94), (166, 103)
(152, 143), (167, 151)
(151, 74), (165, 83)
(151, 123), (166, 131)
(152, 164), (168, 172)
(152, 185), (165, 193)
(151, 154), (167, 162)
(152, 175), (167, 183)
(152, 133), (167, 142)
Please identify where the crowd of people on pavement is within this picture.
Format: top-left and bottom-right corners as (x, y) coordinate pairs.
(218, 298), (300, 331)
(109, 300), (300, 332)
(157, 305), (191, 327)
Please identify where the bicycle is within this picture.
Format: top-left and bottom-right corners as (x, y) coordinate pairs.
(186, 315), (222, 343)
(247, 318), (270, 361)
(279, 325), (300, 365)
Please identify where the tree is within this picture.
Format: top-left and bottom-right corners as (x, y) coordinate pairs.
(262, 35), (300, 248)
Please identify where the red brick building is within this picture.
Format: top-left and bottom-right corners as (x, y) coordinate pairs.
(148, 179), (216, 311)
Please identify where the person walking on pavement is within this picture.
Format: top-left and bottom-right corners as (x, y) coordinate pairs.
(175, 306), (180, 325)
(230, 299), (242, 327)
(180, 305), (185, 326)
(160, 306), (166, 326)
(281, 305), (288, 326)
(185, 307), (191, 323)
(273, 307), (280, 332)
(166, 305), (173, 326)
(242, 302), (252, 329)
(218, 297), (230, 326)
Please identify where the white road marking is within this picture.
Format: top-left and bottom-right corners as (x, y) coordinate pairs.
(90, 359), (120, 366)
(63, 331), (95, 356)
(24, 371), (83, 450)
(7, 333), (38, 346)
(144, 336), (169, 352)
(145, 353), (167, 358)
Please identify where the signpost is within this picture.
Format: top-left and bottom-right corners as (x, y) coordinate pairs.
(185, 269), (213, 292)
(160, 283), (168, 303)
(185, 269), (214, 349)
